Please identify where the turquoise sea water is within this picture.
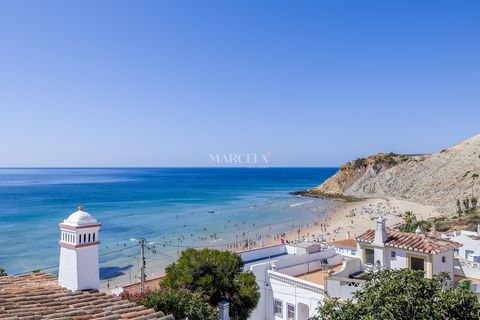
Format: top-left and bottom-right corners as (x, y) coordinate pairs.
(0, 168), (337, 282)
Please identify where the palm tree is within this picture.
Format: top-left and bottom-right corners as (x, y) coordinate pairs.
(403, 211), (416, 225)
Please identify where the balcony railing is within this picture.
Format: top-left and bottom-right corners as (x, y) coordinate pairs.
(326, 276), (366, 288)
(458, 259), (480, 269)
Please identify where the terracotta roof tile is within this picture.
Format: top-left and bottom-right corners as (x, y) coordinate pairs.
(0, 273), (171, 319)
(356, 229), (462, 254)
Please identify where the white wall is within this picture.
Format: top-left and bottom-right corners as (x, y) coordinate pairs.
(450, 234), (480, 261)
(58, 247), (78, 290)
(268, 270), (324, 320)
(432, 251), (454, 280)
(76, 245), (100, 290)
(248, 261), (272, 320)
(334, 247), (357, 258)
(245, 248), (339, 320)
(387, 248), (409, 270)
(454, 259), (480, 279)
(241, 245), (286, 264)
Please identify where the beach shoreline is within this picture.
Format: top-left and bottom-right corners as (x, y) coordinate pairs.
(102, 195), (440, 293)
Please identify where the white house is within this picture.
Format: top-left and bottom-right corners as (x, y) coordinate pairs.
(241, 242), (344, 320)
(58, 206), (101, 291)
(242, 216), (469, 319)
(442, 227), (480, 290)
(443, 227), (480, 262)
(354, 216), (459, 279)
(328, 238), (357, 258)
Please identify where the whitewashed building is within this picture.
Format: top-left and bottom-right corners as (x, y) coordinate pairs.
(242, 216), (467, 319)
(241, 242), (345, 320)
(442, 227), (480, 291)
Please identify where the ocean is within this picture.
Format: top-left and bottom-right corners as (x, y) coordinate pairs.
(0, 167), (337, 284)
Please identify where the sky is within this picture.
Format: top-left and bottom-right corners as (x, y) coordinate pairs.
(0, 1), (479, 167)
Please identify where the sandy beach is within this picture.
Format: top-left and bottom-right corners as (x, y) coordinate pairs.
(103, 196), (440, 293)
(283, 197), (439, 243)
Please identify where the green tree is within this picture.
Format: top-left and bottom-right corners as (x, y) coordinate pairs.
(123, 288), (217, 320)
(0, 268), (6, 276)
(312, 269), (480, 320)
(161, 248), (260, 320)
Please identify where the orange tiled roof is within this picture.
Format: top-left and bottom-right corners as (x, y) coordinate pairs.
(356, 229), (462, 254)
(0, 273), (171, 319)
(328, 238), (357, 249)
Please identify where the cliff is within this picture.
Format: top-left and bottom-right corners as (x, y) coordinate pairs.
(303, 135), (480, 213)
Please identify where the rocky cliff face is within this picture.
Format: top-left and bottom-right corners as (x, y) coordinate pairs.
(304, 135), (480, 213)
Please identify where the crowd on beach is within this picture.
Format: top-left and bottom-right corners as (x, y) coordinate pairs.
(102, 197), (437, 291)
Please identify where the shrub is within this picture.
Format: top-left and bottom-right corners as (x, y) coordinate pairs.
(122, 288), (217, 320)
(312, 269), (480, 320)
(434, 221), (451, 232)
(161, 248), (260, 320)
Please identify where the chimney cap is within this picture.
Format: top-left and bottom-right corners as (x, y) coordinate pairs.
(78, 206), (85, 211)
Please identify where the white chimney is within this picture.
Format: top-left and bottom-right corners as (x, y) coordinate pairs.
(58, 206), (101, 291)
(477, 225), (480, 237)
(373, 215), (387, 245)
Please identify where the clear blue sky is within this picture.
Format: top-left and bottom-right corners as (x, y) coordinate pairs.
(0, 1), (479, 167)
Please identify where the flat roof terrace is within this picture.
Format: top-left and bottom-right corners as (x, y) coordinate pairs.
(294, 264), (343, 287)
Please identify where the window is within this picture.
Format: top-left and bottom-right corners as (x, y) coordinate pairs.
(351, 250), (357, 256)
(466, 250), (474, 260)
(88, 233), (91, 242)
(410, 257), (425, 272)
(442, 256), (446, 263)
(93, 233), (96, 242)
(79, 234), (82, 243)
(287, 303), (295, 320)
(391, 251), (396, 259)
(365, 248), (375, 265)
(274, 299), (282, 317)
(84, 234), (86, 243)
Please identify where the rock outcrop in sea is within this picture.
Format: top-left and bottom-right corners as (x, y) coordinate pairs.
(301, 135), (480, 213)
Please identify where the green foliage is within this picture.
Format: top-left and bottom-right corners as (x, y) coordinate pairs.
(32, 269), (41, 273)
(456, 197), (477, 216)
(161, 248), (260, 320)
(0, 268), (6, 276)
(403, 211), (416, 225)
(312, 269), (480, 320)
(399, 211), (431, 233)
(122, 288), (217, 320)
